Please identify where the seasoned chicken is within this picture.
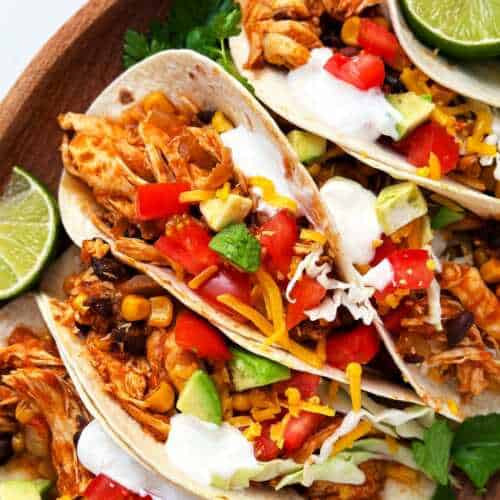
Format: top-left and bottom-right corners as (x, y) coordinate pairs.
(3, 368), (92, 497)
(322, 0), (381, 20)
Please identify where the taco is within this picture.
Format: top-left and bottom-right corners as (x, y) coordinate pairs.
(37, 241), (437, 499)
(56, 48), (423, 397)
(295, 141), (500, 419)
(0, 295), (203, 499)
(229, 0), (500, 219)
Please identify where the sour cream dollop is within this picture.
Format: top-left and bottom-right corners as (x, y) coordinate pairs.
(320, 177), (383, 265)
(221, 126), (303, 216)
(165, 414), (259, 488)
(288, 48), (400, 142)
(78, 420), (197, 500)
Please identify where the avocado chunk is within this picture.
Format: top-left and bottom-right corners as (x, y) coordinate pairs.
(201, 194), (252, 232)
(375, 182), (428, 235)
(209, 223), (261, 272)
(229, 347), (291, 391)
(287, 130), (327, 164)
(0, 479), (51, 500)
(387, 92), (435, 140)
(177, 370), (222, 425)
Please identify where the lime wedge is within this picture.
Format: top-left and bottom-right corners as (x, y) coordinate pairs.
(0, 167), (59, 299)
(400, 0), (500, 59)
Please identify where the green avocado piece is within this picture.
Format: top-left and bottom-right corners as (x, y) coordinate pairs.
(209, 223), (261, 273)
(229, 347), (291, 391)
(375, 182), (428, 235)
(387, 92), (435, 140)
(287, 130), (327, 164)
(0, 479), (51, 500)
(176, 370), (222, 425)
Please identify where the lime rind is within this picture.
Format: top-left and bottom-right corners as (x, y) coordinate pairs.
(400, 0), (500, 59)
(0, 167), (59, 300)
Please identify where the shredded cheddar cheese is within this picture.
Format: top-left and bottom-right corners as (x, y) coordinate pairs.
(330, 420), (372, 456)
(427, 152), (442, 180)
(244, 422), (262, 441)
(400, 68), (431, 95)
(416, 166), (430, 178)
(270, 415), (290, 449)
(447, 399), (459, 417)
(188, 265), (219, 289)
(217, 294), (275, 336)
(426, 259), (436, 271)
(179, 189), (215, 203)
(346, 362), (362, 412)
(249, 176), (298, 212)
(300, 229), (327, 245)
(316, 336), (327, 365)
(288, 340), (323, 368)
(229, 416), (254, 428)
(216, 182), (231, 200)
(282, 388), (335, 417)
(385, 435), (400, 454)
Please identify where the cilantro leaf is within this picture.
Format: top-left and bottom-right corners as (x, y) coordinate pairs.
(432, 484), (456, 500)
(209, 223), (261, 272)
(453, 446), (500, 490)
(450, 414), (500, 490)
(412, 419), (453, 485)
(122, 0), (252, 92)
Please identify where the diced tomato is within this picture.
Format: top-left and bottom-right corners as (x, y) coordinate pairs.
(136, 183), (190, 221)
(259, 211), (298, 276)
(394, 122), (459, 174)
(155, 218), (220, 275)
(197, 267), (252, 314)
(175, 311), (232, 361)
(283, 412), (326, 455)
(382, 305), (409, 335)
(326, 324), (380, 370)
(275, 372), (321, 399)
(324, 52), (385, 90)
(358, 19), (399, 62)
(254, 424), (280, 461)
(84, 474), (150, 500)
(286, 275), (326, 329)
(387, 249), (434, 290)
(370, 236), (398, 266)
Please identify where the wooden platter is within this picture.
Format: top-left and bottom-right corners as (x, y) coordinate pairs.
(0, 0), (171, 194)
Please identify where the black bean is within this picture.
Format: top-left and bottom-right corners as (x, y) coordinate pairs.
(197, 110), (215, 124)
(75, 322), (91, 337)
(403, 353), (424, 364)
(485, 221), (500, 249)
(0, 433), (14, 466)
(383, 69), (406, 94)
(86, 296), (113, 317)
(91, 257), (129, 282)
(445, 311), (474, 347)
(113, 323), (147, 356)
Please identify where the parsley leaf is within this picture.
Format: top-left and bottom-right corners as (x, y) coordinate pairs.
(209, 223), (261, 272)
(412, 419), (453, 485)
(452, 414), (500, 450)
(123, 0), (252, 91)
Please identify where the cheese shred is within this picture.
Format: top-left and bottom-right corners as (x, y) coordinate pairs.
(330, 420), (372, 456)
(346, 362), (362, 412)
(249, 176), (298, 212)
(188, 265), (219, 289)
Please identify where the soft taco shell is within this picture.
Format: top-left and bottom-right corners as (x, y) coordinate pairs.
(37, 248), (434, 499)
(58, 49), (420, 403)
(374, 316), (500, 421)
(229, 2), (500, 220)
(388, 0), (500, 108)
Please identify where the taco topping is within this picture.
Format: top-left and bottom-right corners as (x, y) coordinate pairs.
(59, 92), (377, 371)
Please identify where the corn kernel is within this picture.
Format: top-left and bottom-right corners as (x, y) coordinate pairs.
(480, 258), (500, 284)
(341, 16), (360, 46)
(72, 293), (89, 313)
(416, 167), (430, 177)
(447, 399), (459, 416)
(145, 381), (175, 413)
(428, 152), (442, 180)
(121, 294), (151, 321)
(148, 296), (173, 327)
(232, 393), (252, 412)
(142, 91), (175, 114)
(211, 111), (233, 133)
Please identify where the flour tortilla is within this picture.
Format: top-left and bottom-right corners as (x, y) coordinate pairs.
(37, 247), (435, 499)
(58, 49), (420, 404)
(229, 1), (500, 220)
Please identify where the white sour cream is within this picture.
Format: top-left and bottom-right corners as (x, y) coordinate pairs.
(288, 48), (400, 142)
(165, 414), (259, 488)
(362, 259), (394, 291)
(320, 177), (383, 265)
(78, 420), (197, 500)
(221, 126), (302, 215)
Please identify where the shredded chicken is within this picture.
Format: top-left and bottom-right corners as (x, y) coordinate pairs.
(321, 0), (381, 19)
(441, 263), (500, 339)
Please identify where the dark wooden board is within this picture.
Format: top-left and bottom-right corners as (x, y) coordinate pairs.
(0, 0), (171, 194)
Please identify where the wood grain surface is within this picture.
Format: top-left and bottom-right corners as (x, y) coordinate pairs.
(0, 0), (171, 194)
